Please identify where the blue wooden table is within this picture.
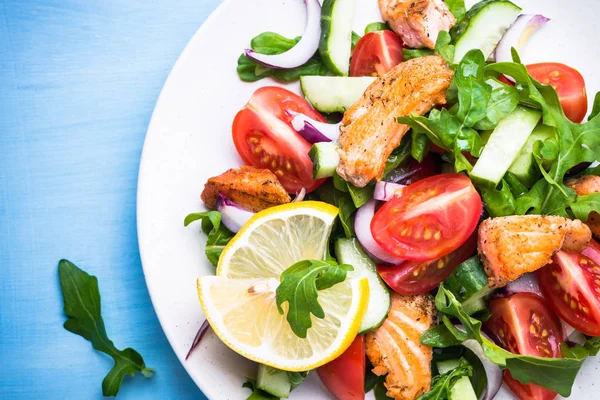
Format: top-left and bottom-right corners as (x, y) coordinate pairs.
(0, 1), (220, 398)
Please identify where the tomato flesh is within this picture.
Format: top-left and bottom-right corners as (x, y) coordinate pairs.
(377, 232), (476, 295)
(537, 239), (600, 336)
(232, 86), (325, 193)
(527, 63), (588, 123)
(371, 174), (482, 261)
(317, 335), (365, 400)
(350, 31), (404, 77)
(485, 293), (563, 400)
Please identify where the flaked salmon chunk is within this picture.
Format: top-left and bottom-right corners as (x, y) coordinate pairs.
(366, 293), (435, 400)
(478, 215), (592, 287)
(379, 0), (456, 49)
(566, 175), (600, 237)
(201, 166), (290, 212)
(336, 56), (453, 188)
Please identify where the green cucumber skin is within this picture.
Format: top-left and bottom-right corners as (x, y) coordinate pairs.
(256, 364), (292, 398)
(308, 143), (339, 179)
(319, 0), (347, 76)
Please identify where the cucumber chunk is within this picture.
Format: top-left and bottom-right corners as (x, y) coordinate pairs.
(300, 76), (376, 113)
(471, 106), (542, 189)
(256, 364), (291, 398)
(453, 1), (522, 62)
(319, 0), (355, 75)
(335, 238), (390, 333)
(444, 256), (494, 315)
(436, 359), (478, 400)
(308, 142), (340, 179)
(508, 124), (557, 187)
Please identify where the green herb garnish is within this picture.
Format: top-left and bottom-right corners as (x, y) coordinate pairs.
(184, 210), (234, 266)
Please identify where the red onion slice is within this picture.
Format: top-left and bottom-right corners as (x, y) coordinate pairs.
(185, 319), (211, 360)
(373, 181), (405, 201)
(561, 321), (586, 345)
(462, 339), (503, 400)
(504, 273), (543, 297)
(495, 14), (550, 65)
(288, 110), (341, 143)
(215, 194), (255, 233)
(354, 199), (405, 265)
(245, 0), (321, 69)
(292, 188), (307, 202)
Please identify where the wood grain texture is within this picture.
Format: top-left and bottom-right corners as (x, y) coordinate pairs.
(0, 0), (220, 398)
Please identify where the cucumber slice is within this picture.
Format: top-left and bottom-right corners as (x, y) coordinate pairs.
(335, 238), (390, 333)
(300, 76), (376, 113)
(444, 256), (494, 315)
(319, 0), (355, 76)
(436, 359), (478, 400)
(256, 364), (292, 398)
(508, 124), (557, 187)
(471, 106), (542, 189)
(308, 142), (340, 179)
(453, 1), (521, 62)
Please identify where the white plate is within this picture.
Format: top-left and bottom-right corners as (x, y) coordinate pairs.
(137, 0), (600, 398)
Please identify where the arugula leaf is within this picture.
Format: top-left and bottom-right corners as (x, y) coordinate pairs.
(481, 180), (516, 217)
(473, 81), (519, 130)
(316, 179), (357, 238)
(418, 358), (472, 400)
(237, 32), (329, 82)
(364, 368), (383, 392)
(352, 31), (361, 49)
(444, 0), (467, 21)
(276, 260), (353, 338)
(347, 182), (374, 209)
(58, 260), (153, 397)
(403, 48), (434, 61)
(242, 379), (279, 400)
(383, 135), (412, 178)
(570, 193), (600, 222)
(411, 131), (430, 162)
(184, 211), (235, 267)
(364, 22), (391, 34)
(374, 382), (394, 400)
(589, 91), (600, 121)
(422, 285), (588, 397)
(434, 31), (455, 64)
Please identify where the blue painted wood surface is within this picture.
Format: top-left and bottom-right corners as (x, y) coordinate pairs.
(0, 0), (221, 398)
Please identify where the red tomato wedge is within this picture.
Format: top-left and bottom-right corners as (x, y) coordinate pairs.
(350, 31), (404, 77)
(371, 174), (482, 261)
(485, 293), (563, 400)
(317, 335), (365, 400)
(232, 86), (325, 193)
(377, 233), (477, 295)
(537, 239), (600, 336)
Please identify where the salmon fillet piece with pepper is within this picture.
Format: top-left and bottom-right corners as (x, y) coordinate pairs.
(378, 0), (456, 49)
(201, 166), (290, 212)
(566, 175), (600, 237)
(366, 293), (435, 400)
(478, 215), (592, 288)
(336, 55), (453, 188)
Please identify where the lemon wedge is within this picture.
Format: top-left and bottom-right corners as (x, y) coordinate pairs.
(197, 201), (369, 371)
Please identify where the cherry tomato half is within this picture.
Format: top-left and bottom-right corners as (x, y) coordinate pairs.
(485, 293), (563, 400)
(350, 31), (404, 77)
(232, 86), (325, 193)
(537, 239), (600, 336)
(317, 335), (365, 400)
(377, 233), (477, 295)
(371, 174), (482, 261)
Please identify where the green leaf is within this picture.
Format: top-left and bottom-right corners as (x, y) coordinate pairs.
(237, 32), (329, 83)
(473, 82), (519, 130)
(352, 31), (361, 49)
(287, 370), (311, 391)
(364, 368), (384, 392)
(383, 135), (412, 179)
(454, 50), (491, 127)
(374, 382), (394, 400)
(570, 193), (600, 222)
(402, 48), (434, 61)
(434, 31), (455, 64)
(347, 182), (374, 209)
(420, 325), (463, 348)
(364, 22), (391, 34)
(315, 180), (356, 238)
(58, 260), (153, 397)
(184, 211), (235, 267)
(481, 180), (516, 217)
(411, 131), (430, 163)
(418, 358), (472, 400)
(589, 91), (600, 121)
(242, 379), (279, 400)
(444, 0), (467, 21)
(276, 260), (353, 338)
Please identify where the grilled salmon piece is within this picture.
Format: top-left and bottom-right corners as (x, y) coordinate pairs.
(366, 293), (435, 400)
(566, 175), (600, 237)
(478, 215), (592, 287)
(378, 0), (456, 49)
(201, 166), (290, 212)
(336, 56), (453, 187)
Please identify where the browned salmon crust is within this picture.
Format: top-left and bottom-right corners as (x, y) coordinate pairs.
(478, 215), (592, 288)
(566, 175), (600, 237)
(336, 56), (453, 188)
(200, 166), (290, 212)
(379, 0), (456, 49)
(366, 293), (435, 400)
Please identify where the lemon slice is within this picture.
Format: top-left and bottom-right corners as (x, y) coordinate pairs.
(197, 201), (370, 371)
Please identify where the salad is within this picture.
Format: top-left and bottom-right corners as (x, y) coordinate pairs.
(185, 0), (600, 399)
